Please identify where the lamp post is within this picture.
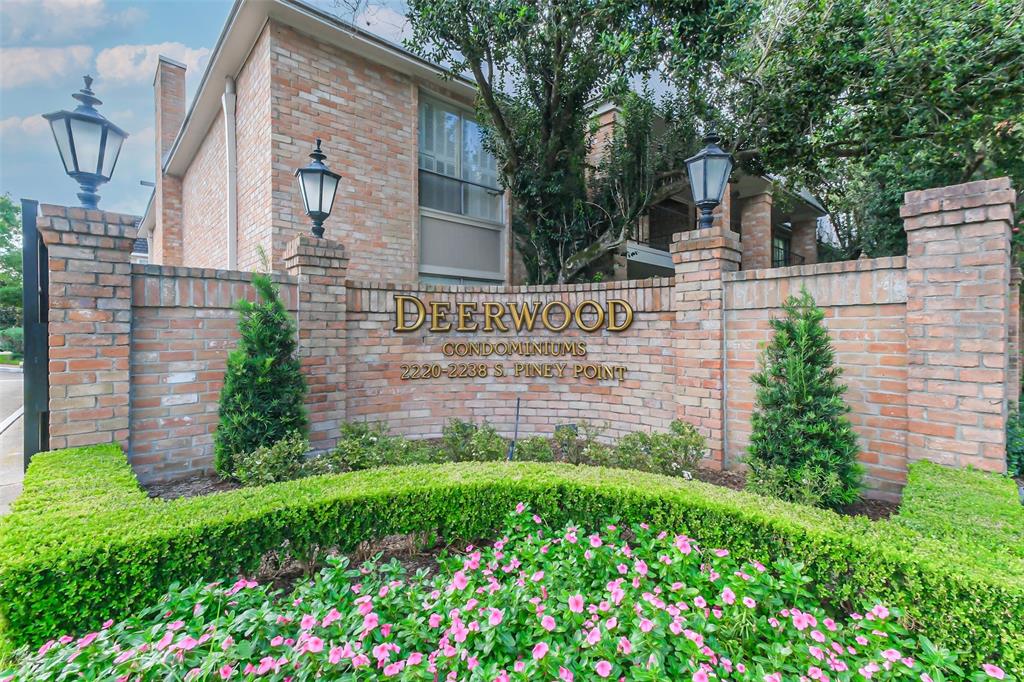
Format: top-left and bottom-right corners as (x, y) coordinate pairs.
(295, 138), (341, 238)
(43, 76), (128, 210)
(685, 133), (734, 230)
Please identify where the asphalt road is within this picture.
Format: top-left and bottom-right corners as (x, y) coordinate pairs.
(0, 367), (24, 515)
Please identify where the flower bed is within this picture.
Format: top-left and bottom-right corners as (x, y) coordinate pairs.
(1, 445), (1022, 675)
(3, 507), (1013, 681)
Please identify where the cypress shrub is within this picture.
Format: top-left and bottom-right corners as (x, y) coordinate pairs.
(213, 274), (307, 476)
(745, 288), (862, 508)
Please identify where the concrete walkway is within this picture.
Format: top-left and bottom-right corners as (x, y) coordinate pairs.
(0, 367), (24, 515)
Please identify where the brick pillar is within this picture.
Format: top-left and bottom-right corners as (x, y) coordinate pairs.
(153, 56), (186, 266)
(711, 182), (732, 232)
(284, 235), (349, 450)
(791, 217), (818, 265)
(739, 192), (772, 270)
(902, 177), (1016, 472)
(1010, 268), (1022, 403)
(671, 224), (742, 468)
(38, 205), (137, 451)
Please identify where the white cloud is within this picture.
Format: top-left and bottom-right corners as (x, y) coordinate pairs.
(0, 0), (143, 45)
(0, 115), (51, 137)
(353, 4), (412, 45)
(95, 43), (210, 85)
(0, 46), (93, 89)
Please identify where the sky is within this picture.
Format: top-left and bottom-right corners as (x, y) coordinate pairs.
(0, 0), (411, 216)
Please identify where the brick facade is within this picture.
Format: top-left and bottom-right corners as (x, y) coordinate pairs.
(153, 58), (186, 267)
(739, 192), (772, 270)
(40, 178), (1020, 494)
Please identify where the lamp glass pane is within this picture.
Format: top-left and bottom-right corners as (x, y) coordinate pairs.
(321, 174), (339, 215)
(69, 117), (103, 175)
(49, 118), (73, 174)
(705, 156), (732, 203)
(686, 157), (706, 203)
(100, 128), (125, 178)
(301, 171), (322, 213)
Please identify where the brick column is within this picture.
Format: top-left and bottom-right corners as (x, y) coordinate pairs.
(671, 224), (742, 468)
(284, 235), (348, 450)
(1010, 267), (1022, 403)
(38, 205), (137, 450)
(711, 182), (732, 232)
(153, 56), (186, 265)
(791, 217), (818, 265)
(902, 177), (1016, 472)
(739, 192), (772, 270)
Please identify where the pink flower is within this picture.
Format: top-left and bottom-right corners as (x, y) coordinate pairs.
(496, 672), (510, 682)
(452, 571), (468, 590)
(532, 642), (549, 659)
(531, 571), (545, 582)
(721, 587), (735, 605)
(764, 674), (782, 682)
(595, 660), (612, 678)
(617, 637), (632, 654)
(742, 597), (756, 609)
(692, 670), (709, 682)
(871, 604), (890, 619)
(586, 628), (601, 645)
(429, 613), (443, 628)
(328, 647), (344, 664)
(541, 615), (556, 631)
(300, 614), (317, 630)
(218, 665), (233, 679)
(589, 534), (603, 548)
(408, 652), (423, 665)
(568, 595), (584, 613)
(639, 618), (654, 633)
(559, 666), (574, 681)
(982, 664), (1006, 679)
(515, 502), (525, 514)
(489, 608), (504, 626)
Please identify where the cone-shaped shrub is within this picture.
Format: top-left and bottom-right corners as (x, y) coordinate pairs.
(745, 288), (862, 508)
(214, 274), (307, 476)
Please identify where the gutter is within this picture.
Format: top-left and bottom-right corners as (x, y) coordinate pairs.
(222, 77), (238, 269)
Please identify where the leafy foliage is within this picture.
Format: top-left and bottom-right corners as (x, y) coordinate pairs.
(746, 289), (863, 508)
(0, 194), (22, 328)
(234, 431), (309, 487)
(441, 418), (507, 462)
(613, 420), (707, 477)
(1007, 399), (1024, 478)
(6, 506), (1014, 681)
(405, 0), (751, 283)
(305, 422), (438, 474)
(213, 275), (308, 476)
(2, 446), (1023, 673)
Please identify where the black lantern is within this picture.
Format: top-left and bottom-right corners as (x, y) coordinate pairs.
(685, 133), (734, 229)
(295, 138), (341, 238)
(43, 76), (127, 210)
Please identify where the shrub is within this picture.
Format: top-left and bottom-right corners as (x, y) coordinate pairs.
(4, 507), (1011, 682)
(0, 326), (22, 356)
(510, 435), (555, 462)
(746, 288), (863, 508)
(1, 446), (1023, 675)
(234, 431), (309, 487)
(306, 422), (436, 474)
(614, 419), (706, 477)
(1007, 398), (1024, 478)
(553, 422), (612, 466)
(213, 274), (307, 477)
(440, 419), (505, 462)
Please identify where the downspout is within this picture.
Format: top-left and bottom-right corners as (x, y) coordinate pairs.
(222, 77), (238, 269)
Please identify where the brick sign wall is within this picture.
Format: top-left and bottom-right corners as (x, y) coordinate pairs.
(37, 178), (1020, 498)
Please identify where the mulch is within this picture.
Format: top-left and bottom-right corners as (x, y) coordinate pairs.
(143, 463), (899, 520)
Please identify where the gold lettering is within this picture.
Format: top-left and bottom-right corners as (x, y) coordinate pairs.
(508, 302), (540, 331)
(456, 302), (479, 332)
(541, 301), (572, 332)
(607, 299), (634, 332)
(482, 302), (509, 332)
(574, 300), (606, 332)
(430, 301), (452, 332)
(394, 295), (426, 332)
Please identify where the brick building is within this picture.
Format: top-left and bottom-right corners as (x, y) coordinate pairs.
(138, 0), (824, 285)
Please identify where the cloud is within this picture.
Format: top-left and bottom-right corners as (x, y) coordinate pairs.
(0, 115), (51, 137)
(95, 43), (211, 85)
(353, 4), (412, 45)
(0, 0), (143, 45)
(0, 46), (93, 89)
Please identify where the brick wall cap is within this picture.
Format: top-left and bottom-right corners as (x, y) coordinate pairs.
(342, 277), (675, 294)
(670, 227), (742, 254)
(723, 255), (907, 282)
(902, 177), (1015, 217)
(38, 204), (139, 248)
(284, 234), (348, 265)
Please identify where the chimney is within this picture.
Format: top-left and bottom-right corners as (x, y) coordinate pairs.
(153, 56), (186, 265)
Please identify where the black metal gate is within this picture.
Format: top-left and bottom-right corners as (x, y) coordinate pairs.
(22, 199), (48, 468)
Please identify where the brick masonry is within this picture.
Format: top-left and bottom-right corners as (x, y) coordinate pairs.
(39, 178), (1020, 493)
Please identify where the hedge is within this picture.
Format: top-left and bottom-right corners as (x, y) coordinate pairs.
(1, 445), (1022, 676)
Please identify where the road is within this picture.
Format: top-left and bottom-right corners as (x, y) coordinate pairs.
(0, 367), (24, 515)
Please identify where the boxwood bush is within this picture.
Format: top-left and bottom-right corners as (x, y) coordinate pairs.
(0, 445), (1022, 675)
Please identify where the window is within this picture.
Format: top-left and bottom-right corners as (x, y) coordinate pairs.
(772, 235), (792, 268)
(418, 96), (505, 282)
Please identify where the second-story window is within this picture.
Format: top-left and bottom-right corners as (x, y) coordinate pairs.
(417, 96), (505, 283)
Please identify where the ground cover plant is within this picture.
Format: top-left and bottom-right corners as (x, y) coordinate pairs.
(2, 446), (1023, 675)
(3, 505), (1013, 681)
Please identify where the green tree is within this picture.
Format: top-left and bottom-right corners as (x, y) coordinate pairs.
(746, 288), (862, 508)
(0, 194), (23, 326)
(680, 0), (1024, 258)
(213, 274), (308, 476)
(405, 0), (753, 283)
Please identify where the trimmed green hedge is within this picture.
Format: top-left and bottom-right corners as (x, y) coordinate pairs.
(896, 460), (1024, 560)
(1, 446), (1022, 675)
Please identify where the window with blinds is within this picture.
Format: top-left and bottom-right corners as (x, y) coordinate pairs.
(418, 95), (505, 282)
